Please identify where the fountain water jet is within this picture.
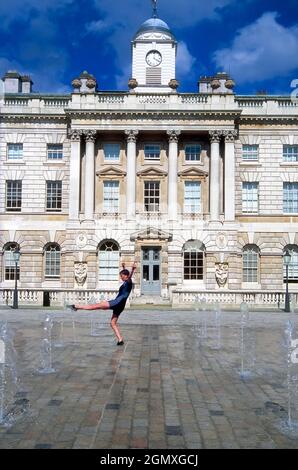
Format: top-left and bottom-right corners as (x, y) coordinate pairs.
(37, 315), (55, 374)
(285, 320), (298, 429)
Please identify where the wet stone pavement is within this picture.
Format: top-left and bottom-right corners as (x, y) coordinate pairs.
(0, 308), (298, 449)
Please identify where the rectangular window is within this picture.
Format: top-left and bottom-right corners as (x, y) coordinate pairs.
(4, 251), (20, 281)
(184, 251), (204, 280)
(242, 145), (259, 161)
(7, 143), (23, 160)
(45, 251), (60, 278)
(243, 250), (258, 283)
(103, 181), (119, 213)
(144, 181), (160, 212)
(47, 144), (63, 160)
(144, 144), (160, 160)
(283, 145), (298, 162)
(284, 250), (298, 282)
(99, 252), (119, 281)
(283, 182), (298, 214)
(46, 181), (62, 212)
(242, 182), (259, 214)
(184, 181), (201, 213)
(103, 143), (120, 161)
(185, 144), (201, 162)
(6, 180), (22, 212)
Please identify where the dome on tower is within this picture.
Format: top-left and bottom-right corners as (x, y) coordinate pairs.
(133, 16), (175, 40)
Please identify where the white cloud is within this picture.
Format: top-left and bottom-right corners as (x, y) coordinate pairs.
(213, 12), (298, 84)
(176, 42), (196, 77)
(85, 19), (109, 35)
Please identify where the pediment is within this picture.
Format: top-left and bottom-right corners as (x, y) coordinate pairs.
(96, 166), (127, 177)
(178, 167), (208, 178)
(137, 167), (167, 177)
(131, 227), (173, 242)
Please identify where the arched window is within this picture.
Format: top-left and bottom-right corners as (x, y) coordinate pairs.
(183, 241), (205, 280)
(44, 244), (61, 278)
(4, 243), (20, 281)
(98, 241), (119, 281)
(283, 245), (298, 283)
(243, 245), (259, 283)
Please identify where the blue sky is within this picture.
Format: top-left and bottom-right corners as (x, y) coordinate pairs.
(1, 0), (298, 95)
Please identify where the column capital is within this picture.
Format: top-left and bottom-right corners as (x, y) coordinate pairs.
(223, 130), (238, 142)
(209, 130), (223, 143)
(125, 130), (139, 143)
(69, 129), (83, 142)
(167, 130), (181, 143)
(84, 130), (97, 143)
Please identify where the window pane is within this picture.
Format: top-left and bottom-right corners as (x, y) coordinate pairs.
(45, 245), (61, 277)
(185, 144), (201, 161)
(144, 145), (160, 160)
(46, 181), (62, 211)
(104, 144), (120, 161)
(143, 265), (149, 281)
(103, 181), (119, 213)
(283, 145), (298, 162)
(4, 245), (20, 280)
(183, 250), (204, 280)
(99, 241), (119, 281)
(144, 181), (160, 212)
(6, 180), (22, 211)
(7, 143), (23, 160)
(47, 144), (63, 160)
(283, 183), (298, 214)
(283, 247), (298, 281)
(242, 145), (259, 161)
(153, 265), (160, 281)
(242, 182), (259, 214)
(184, 181), (201, 213)
(243, 248), (258, 282)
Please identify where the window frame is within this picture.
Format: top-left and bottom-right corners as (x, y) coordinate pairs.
(7, 143), (23, 161)
(184, 180), (201, 214)
(242, 181), (259, 214)
(242, 144), (259, 162)
(185, 144), (202, 163)
(44, 244), (61, 279)
(46, 180), (62, 212)
(98, 241), (119, 282)
(183, 248), (204, 281)
(144, 180), (160, 213)
(4, 244), (20, 281)
(6, 180), (22, 212)
(242, 246), (259, 284)
(103, 180), (120, 213)
(103, 143), (121, 162)
(283, 246), (298, 283)
(47, 144), (63, 161)
(283, 182), (298, 214)
(283, 145), (298, 163)
(144, 144), (161, 161)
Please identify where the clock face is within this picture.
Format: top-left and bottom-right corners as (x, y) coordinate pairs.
(146, 50), (162, 67)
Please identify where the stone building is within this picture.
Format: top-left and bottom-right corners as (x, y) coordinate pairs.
(0, 9), (298, 308)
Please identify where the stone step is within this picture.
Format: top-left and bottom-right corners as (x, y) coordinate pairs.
(130, 295), (171, 306)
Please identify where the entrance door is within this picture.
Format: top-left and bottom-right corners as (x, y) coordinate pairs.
(141, 247), (161, 295)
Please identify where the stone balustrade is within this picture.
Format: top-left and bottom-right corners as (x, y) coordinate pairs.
(0, 288), (297, 309)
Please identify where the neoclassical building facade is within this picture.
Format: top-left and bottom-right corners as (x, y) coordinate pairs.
(0, 12), (298, 307)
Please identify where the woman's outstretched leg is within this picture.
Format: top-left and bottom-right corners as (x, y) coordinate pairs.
(68, 300), (110, 311)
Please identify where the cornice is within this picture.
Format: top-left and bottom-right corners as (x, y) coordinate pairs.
(65, 109), (242, 121)
(0, 113), (68, 123)
(238, 116), (298, 124)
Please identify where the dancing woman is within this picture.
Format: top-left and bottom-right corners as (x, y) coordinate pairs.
(67, 262), (136, 345)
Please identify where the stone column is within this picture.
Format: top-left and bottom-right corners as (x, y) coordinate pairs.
(209, 131), (222, 221)
(167, 130), (181, 221)
(223, 130), (238, 221)
(69, 130), (82, 220)
(84, 130), (97, 220)
(125, 130), (139, 219)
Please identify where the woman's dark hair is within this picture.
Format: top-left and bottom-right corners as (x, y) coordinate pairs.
(120, 269), (130, 276)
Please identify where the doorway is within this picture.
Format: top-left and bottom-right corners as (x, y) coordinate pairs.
(141, 247), (161, 295)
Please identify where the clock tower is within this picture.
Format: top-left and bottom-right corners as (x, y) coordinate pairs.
(131, 2), (177, 93)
